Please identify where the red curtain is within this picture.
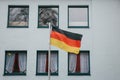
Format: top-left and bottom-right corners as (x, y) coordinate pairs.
(75, 54), (81, 72)
(45, 54), (48, 72)
(12, 53), (20, 72)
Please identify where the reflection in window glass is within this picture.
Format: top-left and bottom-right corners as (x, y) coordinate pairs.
(8, 6), (29, 28)
(38, 6), (59, 28)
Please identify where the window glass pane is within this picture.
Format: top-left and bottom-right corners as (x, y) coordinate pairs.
(4, 51), (27, 75)
(8, 6), (29, 28)
(38, 6), (59, 28)
(68, 50), (90, 75)
(68, 6), (89, 28)
(36, 50), (58, 75)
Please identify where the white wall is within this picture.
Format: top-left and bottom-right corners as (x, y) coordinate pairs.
(0, 0), (120, 80)
(92, 0), (120, 80)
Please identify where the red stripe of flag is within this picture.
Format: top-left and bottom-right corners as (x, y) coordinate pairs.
(51, 31), (81, 48)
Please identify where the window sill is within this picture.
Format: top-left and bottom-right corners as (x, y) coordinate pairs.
(68, 72), (90, 76)
(7, 26), (28, 28)
(36, 73), (58, 76)
(3, 73), (26, 76)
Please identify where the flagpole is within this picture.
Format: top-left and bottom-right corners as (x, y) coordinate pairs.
(48, 22), (52, 80)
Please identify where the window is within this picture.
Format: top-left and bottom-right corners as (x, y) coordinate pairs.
(7, 5), (29, 28)
(36, 50), (58, 75)
(38, 6), (59, 28)
(4, 50), (27, 75)
(68, 6), (89, 28)
(68, 50), (90, 75)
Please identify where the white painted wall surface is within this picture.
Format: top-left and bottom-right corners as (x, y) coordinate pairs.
(0, 0), (120, 80)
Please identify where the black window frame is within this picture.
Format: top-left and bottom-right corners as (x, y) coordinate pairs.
(4, 50), (27, 76)
(68, 5), (89, 28)
(68, 50), (90, 76)
(36, 50), (59, 76)
(38, 5), (59, 28)
(7, 5), (29, 28)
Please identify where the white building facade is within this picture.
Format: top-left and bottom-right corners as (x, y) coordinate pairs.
(0, 0), (120, 80)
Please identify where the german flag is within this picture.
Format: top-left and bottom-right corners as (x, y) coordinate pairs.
(50, 27), (83, 54)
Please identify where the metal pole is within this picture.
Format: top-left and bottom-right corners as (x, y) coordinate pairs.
(48, 22), (52, 80)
